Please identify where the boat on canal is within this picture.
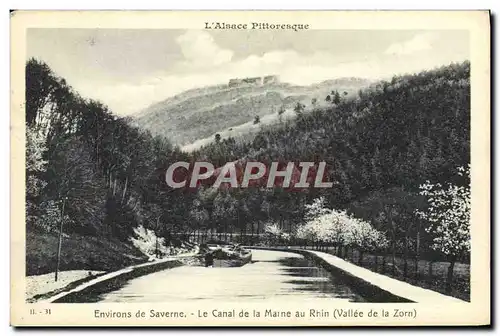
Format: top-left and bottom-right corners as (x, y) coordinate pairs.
(199, 241), (252, 268)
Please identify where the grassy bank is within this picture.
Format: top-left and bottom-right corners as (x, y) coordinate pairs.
(53, 259), (184, 303)
(339, 248), (470, 302)
(26, 230), (148, 276)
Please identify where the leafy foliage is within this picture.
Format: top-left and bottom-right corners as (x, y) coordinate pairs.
(130, 225), (168, 259)
(25, 58), (196, 263)
(416, 165), (470, 257)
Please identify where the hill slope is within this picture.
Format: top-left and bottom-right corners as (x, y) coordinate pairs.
(192, 60), (470, 226)
(134, 78), (370, 146)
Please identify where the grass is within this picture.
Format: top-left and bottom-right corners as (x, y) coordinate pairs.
(26, 230), (148, 276)
(311, 246), (470, 301)
(26, 272), (104, 303)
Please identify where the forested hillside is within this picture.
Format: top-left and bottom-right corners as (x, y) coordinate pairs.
(25, 59), (196, 275)
(134, 78), (369, 145)
(190, 61), (470, 259)
(25, 58), (470, 278)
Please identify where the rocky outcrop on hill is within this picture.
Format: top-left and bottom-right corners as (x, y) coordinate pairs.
(228, 75), (279, 87)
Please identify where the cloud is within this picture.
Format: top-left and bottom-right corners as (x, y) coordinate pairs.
(384, 33), (436, 56)
(72, 31), (465, 116)
(75, 48), (442, 116)
(76, 51), (372, 116)
(176, 30), (234, 68)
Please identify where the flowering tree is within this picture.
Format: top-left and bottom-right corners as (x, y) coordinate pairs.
(26, 125), (48, 228)
(304, 197), (331, 222)
(131, 225), (168, 259)
(297, 210), (348, 244)
(26, 125), (47, 196)
(347, 218), (389, 265)
(297, 198), (388, 261)
(415, 165), (470, 292)
(264, 222), (290, 246)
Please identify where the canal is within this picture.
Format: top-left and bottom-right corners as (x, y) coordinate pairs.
(99, 249), (366, 302)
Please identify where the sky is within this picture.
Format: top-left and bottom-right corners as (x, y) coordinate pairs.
(27, 29), (469, 116)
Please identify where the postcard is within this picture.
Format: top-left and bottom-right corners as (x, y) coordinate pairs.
(10, 10), (490, 326)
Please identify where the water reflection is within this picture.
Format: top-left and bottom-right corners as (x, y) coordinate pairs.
(275, 255), (365, 302)
(99, 250), (366, 302)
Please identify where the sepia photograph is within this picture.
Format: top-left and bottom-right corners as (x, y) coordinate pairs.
(10, 10), (490, 326)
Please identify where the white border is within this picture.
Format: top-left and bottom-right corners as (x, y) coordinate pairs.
(3, 1), (497, 335)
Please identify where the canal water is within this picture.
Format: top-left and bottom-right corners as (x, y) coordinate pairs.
(99, 249), (365, 302)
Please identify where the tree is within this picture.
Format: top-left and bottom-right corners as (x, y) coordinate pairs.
(25, 58), (239, 278)
(215, 133), (221, 143)
(293, 102), (305, 116)
(297, 198), (388, 260)
(46, 137), (107, 236)
(253, 115), (260, 124)
(347, 217), (389, 265)
(25, 58), (58, 127)
(189, 199), (209, 230)
(311, 98), (317, 107)
(212, 191), (237, 233)
(415, 165), (470, 293)
(130, 225), (168, 259)
(277, 105), (286, 123)
(304, 197), (330, 222)
(264, 222), (290, 246)
(278, 105), (286, 115)
(332, 90), (341, 105)
(325, 95), (331, 103)
(26, 124), (48, 228)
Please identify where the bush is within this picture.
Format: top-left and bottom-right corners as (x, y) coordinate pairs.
(263, 222), (290, 246)
(130, 225), (167, 259)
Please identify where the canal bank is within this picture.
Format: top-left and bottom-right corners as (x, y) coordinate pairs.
(44, 257), (188, 303)
(40, 248), (464, 304)
(248, 247), (465, 304)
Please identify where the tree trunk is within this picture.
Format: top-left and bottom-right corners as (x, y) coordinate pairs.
(155, 216), (160, 258)
(414, 255), (420, 280)
(428, 261), (433, 285)
(121, 176), (128, 203)
(55, 197), (67, 282)
(392, 241), (396, 276)
(415, 227), (420, 280)
(387, 207), (396, 276)
(156, 235), (159, 259)
(113, 177), (117, 196)
(403, 236), (408, 279)
(382, 252), (387, 273)
(446, 257), (456, 294)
